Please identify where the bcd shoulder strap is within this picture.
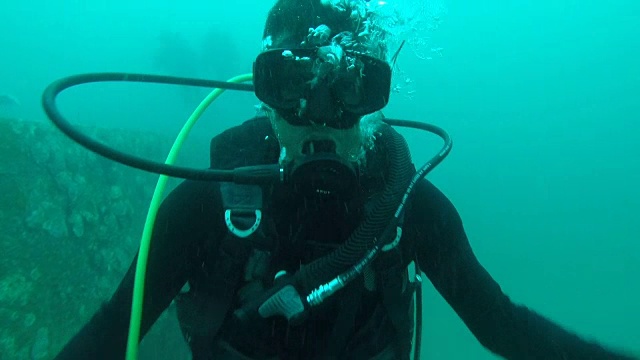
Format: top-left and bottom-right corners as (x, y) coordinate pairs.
(176, 117), (277, 359)
(176, 182), (272, 360)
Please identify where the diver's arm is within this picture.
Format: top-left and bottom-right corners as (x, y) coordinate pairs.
(411, 179), (635, 360)
(53, 180), (222, 360)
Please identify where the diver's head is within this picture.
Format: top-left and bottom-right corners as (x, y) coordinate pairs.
(253, 0), (392, 198)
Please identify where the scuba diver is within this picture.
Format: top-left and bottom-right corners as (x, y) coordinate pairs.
(51, 0), (638, 359)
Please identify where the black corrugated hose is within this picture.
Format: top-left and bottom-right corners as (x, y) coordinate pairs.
(296, 122), (414, 290)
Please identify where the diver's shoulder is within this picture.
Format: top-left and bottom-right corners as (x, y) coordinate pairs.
(410, 178), (462, 219)
(219, 116), (272, 136)
(210, 116), (279, 169)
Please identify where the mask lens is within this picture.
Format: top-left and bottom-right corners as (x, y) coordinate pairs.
(344, 55), (391, 115)
(254, 49), (315, 110)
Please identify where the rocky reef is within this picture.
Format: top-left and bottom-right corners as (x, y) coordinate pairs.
(0, 116), (206, 359)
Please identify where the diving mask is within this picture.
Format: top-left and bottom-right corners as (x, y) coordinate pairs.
(253, 46), (392, 129)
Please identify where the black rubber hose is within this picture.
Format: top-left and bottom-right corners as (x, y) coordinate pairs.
(40, 72), (278, 183)
(296, 123), (414, 289)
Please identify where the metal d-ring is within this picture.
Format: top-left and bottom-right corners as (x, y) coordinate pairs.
(224, 209), (262, 238)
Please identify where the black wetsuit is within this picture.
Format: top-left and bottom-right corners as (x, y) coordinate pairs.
(54, 118), (633, 360)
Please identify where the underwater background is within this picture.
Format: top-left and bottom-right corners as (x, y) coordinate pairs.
(1, 0), (638, 359)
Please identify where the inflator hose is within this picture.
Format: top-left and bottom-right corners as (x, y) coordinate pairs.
(296, 123), (414, 290)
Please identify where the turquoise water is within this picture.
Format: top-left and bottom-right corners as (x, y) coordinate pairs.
(394, 1), (640, 358)
(0, 0), (638, 358)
